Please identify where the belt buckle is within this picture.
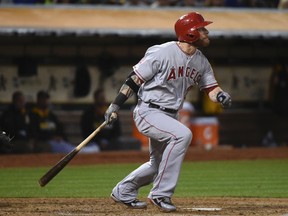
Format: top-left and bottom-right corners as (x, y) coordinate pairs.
(159, 106), (166, 111)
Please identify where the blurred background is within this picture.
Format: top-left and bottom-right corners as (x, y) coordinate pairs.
(0, 0), (287, 153)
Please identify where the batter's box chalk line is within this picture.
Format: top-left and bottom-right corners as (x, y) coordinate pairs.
(182, 207), (222, 211)
(57, 212), (91, 216)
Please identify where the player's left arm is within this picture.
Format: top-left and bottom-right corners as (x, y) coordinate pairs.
(105, 71), (143, 124)
(205, 86), (232, 108)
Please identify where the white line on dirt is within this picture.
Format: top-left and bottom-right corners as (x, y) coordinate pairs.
(57, 212), (91, 216)
(184, 207), (222, 211)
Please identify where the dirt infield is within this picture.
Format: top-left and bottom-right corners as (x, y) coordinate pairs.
(1, 147), (288, 216)
(1, 197), (288, 216)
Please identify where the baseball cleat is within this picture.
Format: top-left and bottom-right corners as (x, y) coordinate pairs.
(110, 193), (147, 209)
(149, 197), (176, 212)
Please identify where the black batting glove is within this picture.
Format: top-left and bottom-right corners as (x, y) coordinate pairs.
(104, 104), (120, 125)
(216, 91), (232, 108)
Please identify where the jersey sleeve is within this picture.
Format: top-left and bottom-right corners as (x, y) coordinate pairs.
(198, 58), (218, 90)
(133, 46), (161, 82)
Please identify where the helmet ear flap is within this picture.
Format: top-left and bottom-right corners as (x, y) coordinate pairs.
(186, 29), (200, 43)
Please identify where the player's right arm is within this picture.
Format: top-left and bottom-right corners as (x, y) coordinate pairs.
(105, 72), (143, 124)
(205, 86), (232, 108)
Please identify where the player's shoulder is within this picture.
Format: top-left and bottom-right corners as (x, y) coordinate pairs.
(147, 41), (177, 53)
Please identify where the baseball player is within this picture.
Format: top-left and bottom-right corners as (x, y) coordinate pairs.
(105, 11), (232, 212)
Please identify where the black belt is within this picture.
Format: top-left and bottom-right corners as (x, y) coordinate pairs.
(148, 103), (178, 114)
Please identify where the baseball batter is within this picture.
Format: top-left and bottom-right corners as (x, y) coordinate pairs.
(105, 11), (232, 212)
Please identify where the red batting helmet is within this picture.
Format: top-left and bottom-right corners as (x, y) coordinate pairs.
(175, 12), (212, 43)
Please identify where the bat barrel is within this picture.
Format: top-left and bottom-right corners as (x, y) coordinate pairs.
(38, 121), (107, 187)
(38, 148), (79, 187)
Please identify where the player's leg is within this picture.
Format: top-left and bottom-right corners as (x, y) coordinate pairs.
(111, 103), (192, 211)
(111, 138), (165, 204)
(148, 118), (192, 198)
(135, 109), (192, 211)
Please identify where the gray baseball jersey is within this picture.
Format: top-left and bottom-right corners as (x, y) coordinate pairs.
(112, 41), (218, 203)
(133, 41), (218, 110)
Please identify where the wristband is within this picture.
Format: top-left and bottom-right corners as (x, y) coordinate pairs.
(113, 92), (128, 107)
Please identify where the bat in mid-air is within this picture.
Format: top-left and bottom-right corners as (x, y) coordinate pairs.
(38, 121), (107, 187)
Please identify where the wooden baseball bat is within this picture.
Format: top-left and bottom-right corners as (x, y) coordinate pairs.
(38, 121), (107, 187)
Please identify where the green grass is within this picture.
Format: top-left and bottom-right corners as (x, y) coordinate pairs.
(0, 159), (287, 198)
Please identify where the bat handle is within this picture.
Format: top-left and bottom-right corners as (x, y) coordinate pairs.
(110, 112), (118, 122)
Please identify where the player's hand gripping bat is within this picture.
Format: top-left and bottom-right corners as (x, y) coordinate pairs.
(38, 113), (117, 187)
